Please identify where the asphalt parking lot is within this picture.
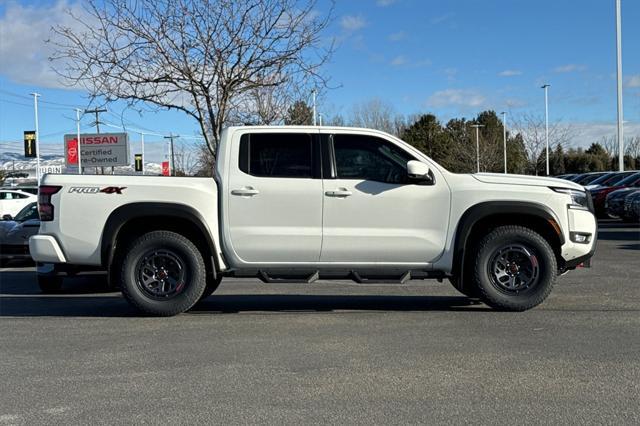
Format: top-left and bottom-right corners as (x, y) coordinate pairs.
(1, 222), (639, 425)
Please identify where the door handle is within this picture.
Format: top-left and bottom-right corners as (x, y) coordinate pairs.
(231, 187), (260, 196)
(325, 188), (352, 197)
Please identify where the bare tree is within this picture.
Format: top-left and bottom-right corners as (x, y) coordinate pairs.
(510, 112), (571, 174)
(349, 99), (404, 136)
(51, 0), (334, 155)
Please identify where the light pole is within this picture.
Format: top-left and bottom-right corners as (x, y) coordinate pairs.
(470, 124), (485, 173)
(311, 88), (317, 126)
(75, 108), (83, 175)
(541, 84), (550, 175)
(31, 93), (41, 184)
(140, 132), (145, 175)
(615, 0), (624, 171)
(501, 111), (507, 174)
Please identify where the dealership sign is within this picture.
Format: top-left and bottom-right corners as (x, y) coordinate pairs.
(64, 133), (129, 167)
(39, 165), (63, 175)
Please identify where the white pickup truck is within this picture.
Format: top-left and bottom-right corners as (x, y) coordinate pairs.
(30, 126), (597, 316)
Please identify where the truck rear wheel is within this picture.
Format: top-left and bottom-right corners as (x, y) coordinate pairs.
(120, 231), (206, 316)
(473, 225), (557, 311)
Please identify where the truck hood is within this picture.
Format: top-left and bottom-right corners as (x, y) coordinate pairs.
(472, 173), (584, 190)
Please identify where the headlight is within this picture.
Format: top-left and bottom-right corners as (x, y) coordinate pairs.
(551, 187), (589, 210)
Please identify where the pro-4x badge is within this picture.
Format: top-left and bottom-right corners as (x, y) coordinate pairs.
(69, 186), (127, 194)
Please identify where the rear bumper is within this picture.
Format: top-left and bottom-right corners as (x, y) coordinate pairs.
(29, 235), (67, 263)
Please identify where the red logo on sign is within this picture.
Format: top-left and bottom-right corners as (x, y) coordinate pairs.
(161, 161), (170, 176)
(67, 139), (78, 165)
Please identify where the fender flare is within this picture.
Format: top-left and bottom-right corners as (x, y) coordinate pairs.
(451, 201), (564, 283)
(101, 202), (219, 274)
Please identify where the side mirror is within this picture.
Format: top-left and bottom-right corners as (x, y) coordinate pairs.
(2, 214), (13, 221)
(407, 160), (434, 184)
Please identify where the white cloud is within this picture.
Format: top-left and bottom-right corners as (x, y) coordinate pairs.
(625, 74), (640, 88)
(430, 13), (453, 25)
(505, 98), (527, 108)
(390, 55), (407, 67)
(340, 15), (367, 32)
(554, 64), (587, 73)
(388, 31), (407, 42)
(0, 0), (88, 89)
(427, 89), (486, 108)
(568, 122), (640, 148)
(376, 0), (398, 6)
(498, 69), (523, 77)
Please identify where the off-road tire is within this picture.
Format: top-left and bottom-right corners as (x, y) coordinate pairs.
(474, 225), (557, 311)
(120, 231), (206, 316)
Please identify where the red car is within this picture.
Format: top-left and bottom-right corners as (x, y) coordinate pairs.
(590, 172), (640, 218)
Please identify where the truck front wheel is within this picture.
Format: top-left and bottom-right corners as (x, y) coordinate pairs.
(474, 225), (557, 311)
(120, 231), (206, 316)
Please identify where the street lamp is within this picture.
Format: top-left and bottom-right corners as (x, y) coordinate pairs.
(470, 124), (485, 173)
(501, 111), (507, 174)
(615, 0), (624, 171)
(541, 84), (550, 175)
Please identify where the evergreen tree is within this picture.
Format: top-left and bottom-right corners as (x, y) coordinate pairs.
(284, 101), (313, 125)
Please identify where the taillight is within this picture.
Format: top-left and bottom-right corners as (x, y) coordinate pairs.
(38, 185), (61, 221)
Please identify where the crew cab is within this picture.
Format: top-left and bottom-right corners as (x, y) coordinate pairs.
(30, 126), (597, 316)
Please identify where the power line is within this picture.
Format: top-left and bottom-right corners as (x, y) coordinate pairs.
(0, 89), (79, 108)
(0, 97), (76, 111)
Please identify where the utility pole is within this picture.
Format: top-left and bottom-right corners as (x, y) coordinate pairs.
(615, 0), (624, 171)
(164, 134), (178, 176)
(31, 93), (41, 184)
(470, 124), (485, 173)
(85, 108), (107, 174)
(501, 111), (507, 174)
(541, 84), (550, 176)
(312, 88), (317, 126)
(75, 108), (83, 175)
(318, 113), (323, 126)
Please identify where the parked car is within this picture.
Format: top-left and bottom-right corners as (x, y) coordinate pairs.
(622, 191), (640, 222)
(605, 187), (640, 219)
(0, 202), (40, 263)
(585, 171), (637, 190)
(0, 190), (37, 217)
(29, 126), (597, 316)
(590, 172), (640, 218)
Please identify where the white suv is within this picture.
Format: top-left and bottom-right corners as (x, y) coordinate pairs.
(0, 189), (37, 218)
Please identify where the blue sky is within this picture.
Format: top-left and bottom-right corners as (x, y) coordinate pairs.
(1, 0), (640, 153)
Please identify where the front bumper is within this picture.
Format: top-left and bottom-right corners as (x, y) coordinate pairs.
(560, 208), (597, 270)
(29, 235), (67, 263)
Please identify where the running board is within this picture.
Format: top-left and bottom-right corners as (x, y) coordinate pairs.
(258, 270), (319, 284)
(350, 271), (412, 284)
(255, 270), (417, 284)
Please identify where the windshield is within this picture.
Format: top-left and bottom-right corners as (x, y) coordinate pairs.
(592, 172), (635, 187)
(14, 202), (39, 222)
(617, 172), (640, 187)
(576, 173), (606, 185)
(587, 173), (615, 186)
